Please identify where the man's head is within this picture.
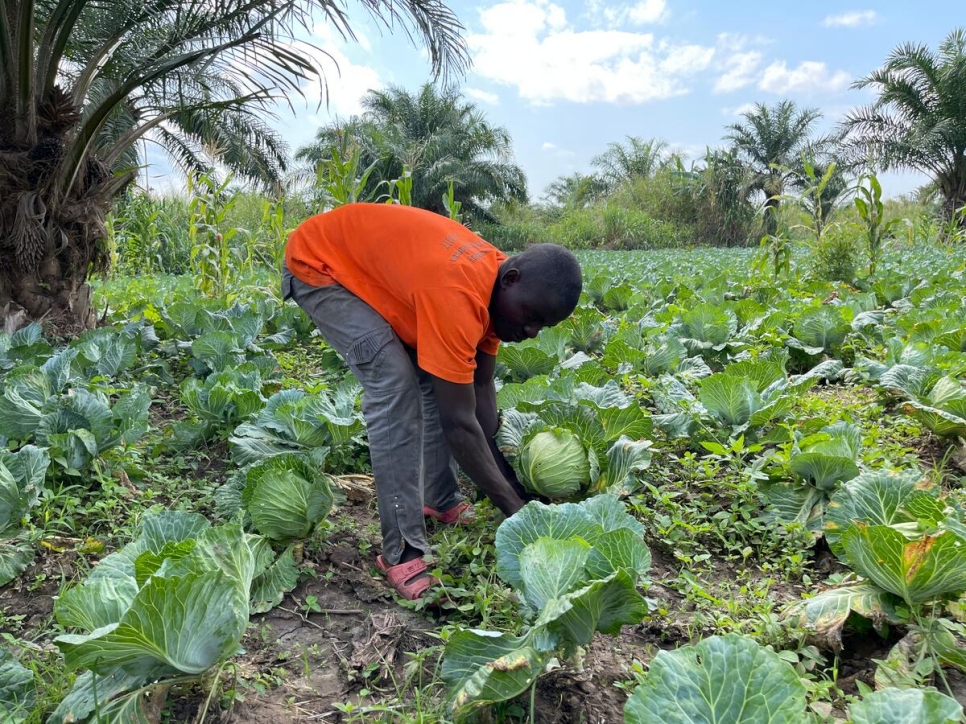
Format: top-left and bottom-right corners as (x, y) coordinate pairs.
(490, 244), (583, 343)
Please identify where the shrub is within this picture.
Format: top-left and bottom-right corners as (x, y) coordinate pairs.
(809, 225), (863, 283)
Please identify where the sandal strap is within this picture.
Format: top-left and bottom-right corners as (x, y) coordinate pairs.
(383, 557), (428, 586)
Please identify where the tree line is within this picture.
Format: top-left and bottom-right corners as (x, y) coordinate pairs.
(0, 0), (964, 331)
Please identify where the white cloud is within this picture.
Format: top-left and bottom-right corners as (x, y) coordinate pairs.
(582, 0), (667, 28)
(468, 0), (714, 105)
(542, 142), (576, 158)
(660, 43), (715, 74)
(713, 50), (761, 93)
(758, 60), (851, 94)
(722, 102), (758, 117)
(465, 87), (500, 105)
(628, 0), (668, 24)
(822, 10), (877, 27)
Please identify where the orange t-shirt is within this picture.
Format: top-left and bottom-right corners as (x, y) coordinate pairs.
(285, 204), (506, 384)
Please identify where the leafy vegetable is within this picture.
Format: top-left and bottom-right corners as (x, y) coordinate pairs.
(0, 446), (51, 585)
(229, 385), (364, 467)
(0, 647), (35, 723)
(496, 377), (652, 501)
(442, 496), (651, 714)
(241, 454), (335, 541)
(50, 511), (296, 720)
(624, 634), (807, 723)
(518, 428), (595, 499)
(180, 363), (267, 440)
(849, 687), (963, 724)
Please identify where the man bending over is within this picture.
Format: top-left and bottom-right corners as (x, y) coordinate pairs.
(283, 203), (582, 601)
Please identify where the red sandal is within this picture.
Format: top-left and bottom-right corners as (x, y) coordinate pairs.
(375, 555), (436, 600)
(423, 500), (476, 525)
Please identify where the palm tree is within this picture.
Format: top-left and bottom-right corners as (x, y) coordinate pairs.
(0, 0), (468, 330)
(724, 101), (823, 236)
(542, 172), (607, 209)
(591, 136), (670, 191)
(840, 28), (966, 226)
(295, 83), (526, 222)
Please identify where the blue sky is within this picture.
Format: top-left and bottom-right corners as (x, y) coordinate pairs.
(146, 0), (959, 199)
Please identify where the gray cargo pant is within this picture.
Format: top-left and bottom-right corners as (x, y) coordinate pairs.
(282, 266), (463, 565)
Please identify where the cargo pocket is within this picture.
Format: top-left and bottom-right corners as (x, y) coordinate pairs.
(346, 326), (396, 368)
(345, 326), (409, 395)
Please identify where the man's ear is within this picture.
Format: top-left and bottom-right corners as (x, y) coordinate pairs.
(501, 267), (521, 288)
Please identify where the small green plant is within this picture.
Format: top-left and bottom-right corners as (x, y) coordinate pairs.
(386, 166), (414, 206)
(754, 233), (792, 278)
(313, 139), (382, 210)
(854, 173), (902, 275)
(809, 225), (863, 283)
(442, 179), (462, 222)
(188, 171), (241, 298)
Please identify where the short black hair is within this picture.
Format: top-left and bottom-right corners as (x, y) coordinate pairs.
(512, 243), (583, 314)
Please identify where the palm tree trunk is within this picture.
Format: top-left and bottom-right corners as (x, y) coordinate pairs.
(0, 155), (118, 332)
(940, 178), (966, 231)
(763, 196), (780, 238)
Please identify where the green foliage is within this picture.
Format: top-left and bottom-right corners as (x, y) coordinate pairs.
(849, 688), (963, 724)
(179, 364), (267, 441)
(313, 139), (385, 210)
(50, 512), (296, 721)
(229, 386), (365, 469)
(0, 647), (35, 723)
(518, 428), (595, 499)
(0, 446), (50, 585)
(842, 28), (966, 225)
(854, 174), (904, 275)
(295, 84), (526, 222)
(0, 359), (151, 474)
(496, 376), (653, 500)
(188, 171), (245, 298)
(809, 225), (864, 282)
(236, 454), (336, 541)
(442, 496), (651, 714)
(624, 634), (807, 723)
(760, 421), (863, 535)
(725, 100), (824, 237)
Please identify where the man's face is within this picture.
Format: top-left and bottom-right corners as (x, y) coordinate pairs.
(491, 269), (572, 343)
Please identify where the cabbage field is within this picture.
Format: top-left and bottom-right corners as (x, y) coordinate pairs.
(2, 241), (966, 723)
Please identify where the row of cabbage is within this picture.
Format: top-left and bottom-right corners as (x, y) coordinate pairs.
(0, 296), (371, 720)
(438, 247), (966, 719)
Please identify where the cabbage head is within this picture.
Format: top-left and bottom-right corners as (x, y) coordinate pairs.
(518, 428), (594, 499)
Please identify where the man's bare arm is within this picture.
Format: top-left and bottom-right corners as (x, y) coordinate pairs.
(473, 352), (526, 492)
(433, 372), (526, 517)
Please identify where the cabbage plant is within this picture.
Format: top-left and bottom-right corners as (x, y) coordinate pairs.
(441, 496), (651, 714)
(517, 427), (595, 498)
(0, 355), (151, 473)
(49, 511), (297, 722)
(179, 363), (267, 442)
(496, 377), (652, 501)
(216, 454), (336, 542)
(0, 446), (50, 585)
(624, 634), (807, 724)
(0, 322), (52, 371)
(787, 468), (966, 685)
(849, 688), (962, 724)
(0, 647), (35, 723)
(229, 385), (364, 468)
(760, 421), (862, 535)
